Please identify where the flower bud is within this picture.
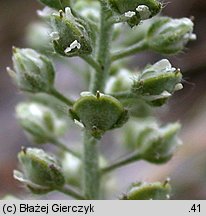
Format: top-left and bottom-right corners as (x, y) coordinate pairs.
(147, 17), (196, 54)
(7, 48), (55, 93)
(105, 68), (133, 94)
(14, 148), (65, 194)
(50, 7), (92, 57)
(108, 0), (162, 27)
(16, 102), (68, 144)
(38, 0), (70, 10)
(122, 181), (171, 200)
(69, 91), (129, 139)
(137, 122), (182, 164)
(132, 59), (183, 106)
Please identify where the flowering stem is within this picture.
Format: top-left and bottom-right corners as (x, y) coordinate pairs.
(80, 55), (102, 73)
(49, 88), (74, 106)
(83, 2), (113, 200)
(101, 152), (141, 174)
(112, 40), (148, 62)
(58, 186), (86, 200)
(83, 131), (100, 199)
(90, 2), (113, 93)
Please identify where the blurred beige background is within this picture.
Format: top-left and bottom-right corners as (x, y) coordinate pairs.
(0, 0), (206, 199)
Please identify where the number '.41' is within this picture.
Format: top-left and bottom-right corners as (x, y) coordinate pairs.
(190, 204), (200, 213)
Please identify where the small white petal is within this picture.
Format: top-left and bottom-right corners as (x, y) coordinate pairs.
(64, 40), (81, 54)
(74, 119), (84, 128)
(136, 5), (151, 20)
(124, 11), (136, 18)
(64, 47), (72, 53)
(99, 92), (105, 97)
(80, 91), (93, 97)
(174, 83), (183, 91)
(154, 59), (172, 70)
(190, 33), (197, 40)
(65, 7), (73, 19)
(29, 104), (43, 117)
(161, 91), (172, 97)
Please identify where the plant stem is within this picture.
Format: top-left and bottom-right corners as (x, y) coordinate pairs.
(82, 2), (114, 200)
(111, 91), (135, 100)
(112, 40), (148, 62)
(90, 1), (113, 93)
(83, 131), (100, 199)
(101, 152), (141, 174)
(58, 186), (85, 200)
(80, 55), (102, 73)
(49, 88), (74, 106)
(51, 139), (81, 159)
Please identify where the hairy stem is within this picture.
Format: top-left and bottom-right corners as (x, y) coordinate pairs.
(83, 131), (100, 199)
(90, 2), (113, 93)
(112, 40), (148, 62)
(82, 2), (114, 200)
(101, 152), (141, 174)
(58, 186), (85, 200)
(80, 55), (102, 73)
(49, 88), (74, 106)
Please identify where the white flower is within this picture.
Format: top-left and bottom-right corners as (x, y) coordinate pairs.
(64, 40), (81, 54)
(124, 11), (136, 18)
(136, 5), (151, 20)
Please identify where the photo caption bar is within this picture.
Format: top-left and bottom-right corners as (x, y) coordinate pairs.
(0, 201), (205, 216)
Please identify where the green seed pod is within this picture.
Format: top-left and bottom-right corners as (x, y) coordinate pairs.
(108, 0), (162, 27)
(38, 0), (70, 10)
(70, 92), (129, 139)
(16, 102), (68, 144)
(132, 59), (183, 106)
(137, 122), (182, 164)
(147, 17), (196, 54)
(123, 181), (171, 200)
(7, 48), (55, 93)
(50, 7), (92, 57)
(14, 148), (65, 194)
